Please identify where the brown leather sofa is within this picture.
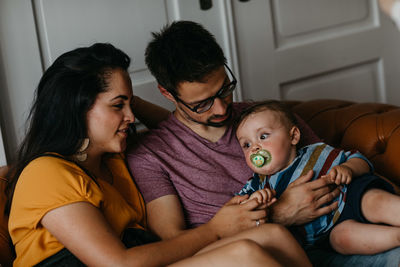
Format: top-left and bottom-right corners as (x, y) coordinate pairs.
(285, 99), (400, 188)
(1, 99), (400, 266)
(0, 166), (13, 267)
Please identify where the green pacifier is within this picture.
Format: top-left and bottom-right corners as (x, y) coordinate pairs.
(250, 149), (271, 168)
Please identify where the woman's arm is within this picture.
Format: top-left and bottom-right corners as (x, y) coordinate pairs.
(131, 95), (170, 129)
(41, 201), (250, 267)
(146, 194), (265, 241)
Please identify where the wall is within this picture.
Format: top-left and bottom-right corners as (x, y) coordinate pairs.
(1, 0), (400, 164)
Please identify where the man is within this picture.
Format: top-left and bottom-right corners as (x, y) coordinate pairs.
(128, 21), (400, 265)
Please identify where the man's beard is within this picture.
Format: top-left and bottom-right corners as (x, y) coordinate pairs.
(183, 103), (233, 128)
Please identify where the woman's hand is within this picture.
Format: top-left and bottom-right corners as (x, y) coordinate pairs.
(208, 195), (268, 239)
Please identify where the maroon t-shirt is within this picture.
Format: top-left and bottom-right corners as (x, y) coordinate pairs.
(127, 102), (319, 227)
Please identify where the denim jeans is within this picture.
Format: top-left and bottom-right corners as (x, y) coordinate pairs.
(306, 245), (400, 267)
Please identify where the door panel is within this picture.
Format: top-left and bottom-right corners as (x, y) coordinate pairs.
(35, 0), (167, 70)
(281, 60), (384, 102)
(232, 0), (400, 105)
(33, 0), (174, 109)
(272, 0), (375, 49)
(0, 128), (6, 166)
(0, 0), (178, 161)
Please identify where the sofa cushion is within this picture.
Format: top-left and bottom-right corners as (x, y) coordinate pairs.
(285, 99), (400, 188)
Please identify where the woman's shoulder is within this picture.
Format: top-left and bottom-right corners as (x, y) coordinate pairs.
(19, 154), (91, 190)
(24, 154), (83, 174)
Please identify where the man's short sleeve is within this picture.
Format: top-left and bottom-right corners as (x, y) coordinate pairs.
(127, 145), (178, 203)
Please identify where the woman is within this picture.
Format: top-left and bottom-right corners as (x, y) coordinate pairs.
(5, 43), (310, 266)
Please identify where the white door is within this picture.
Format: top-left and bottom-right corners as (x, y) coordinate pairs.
(0, 0), (242, 161)
(0, 128), (6, 166)
(1, 0), (400, 162)
(231, 0), (400, 104)
(0, 0), (176, 161)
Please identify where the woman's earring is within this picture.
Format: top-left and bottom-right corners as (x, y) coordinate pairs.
(74, 138), (90, 162)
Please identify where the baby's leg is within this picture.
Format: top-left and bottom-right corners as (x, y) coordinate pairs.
(197, 223), (311, 267)
(361, 188), (400, 226)
(330, 219), (400, 255)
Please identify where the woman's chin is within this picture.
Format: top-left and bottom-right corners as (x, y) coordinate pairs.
(109, 142), (127, 154)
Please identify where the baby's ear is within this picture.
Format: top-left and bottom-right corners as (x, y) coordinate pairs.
(290, 126), (301, 145)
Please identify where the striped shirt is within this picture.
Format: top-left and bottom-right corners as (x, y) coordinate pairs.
(238, 142), (372, 245)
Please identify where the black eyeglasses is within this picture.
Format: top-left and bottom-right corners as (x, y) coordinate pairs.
(171, 64), (237, 114)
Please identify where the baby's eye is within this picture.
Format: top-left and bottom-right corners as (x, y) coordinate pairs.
(242, 142), (250, 149)
(260, 133), (269, 140)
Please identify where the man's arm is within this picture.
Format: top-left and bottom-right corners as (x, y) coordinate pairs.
(131, 95), (170, 129)
(146, 194), (269, 241)
(146, 195), (186, 239)
(269, 170), (340, 226)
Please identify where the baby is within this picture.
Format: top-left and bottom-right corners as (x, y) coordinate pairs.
(235, 100), (400, 255)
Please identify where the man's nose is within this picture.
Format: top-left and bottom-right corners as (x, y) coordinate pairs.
(212, 97), (227, 115)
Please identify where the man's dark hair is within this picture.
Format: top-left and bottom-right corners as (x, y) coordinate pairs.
(145, 20), (226, 95)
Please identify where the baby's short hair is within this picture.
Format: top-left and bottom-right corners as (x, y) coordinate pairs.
(236, 100), (298, 130)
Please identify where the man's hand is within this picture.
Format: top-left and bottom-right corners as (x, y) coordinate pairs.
(269, 170), (340, 226)
(208, 195), (268, 239)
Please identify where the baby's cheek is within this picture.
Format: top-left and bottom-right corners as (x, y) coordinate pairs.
(245, 156), (253, 168)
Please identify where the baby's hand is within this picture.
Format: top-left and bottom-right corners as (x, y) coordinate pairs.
(248, 188), (277, 207)
(323, 165), (353, 185)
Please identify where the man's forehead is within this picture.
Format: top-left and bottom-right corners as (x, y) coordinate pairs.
(176, 67), (227, 99)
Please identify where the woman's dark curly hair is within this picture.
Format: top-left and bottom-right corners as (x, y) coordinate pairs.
(5, 43), (131, 214)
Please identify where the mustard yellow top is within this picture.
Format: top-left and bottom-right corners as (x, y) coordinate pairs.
(8, 153), (146, 267)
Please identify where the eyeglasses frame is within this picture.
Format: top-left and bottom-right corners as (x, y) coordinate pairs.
(170, 64), (237, 114)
